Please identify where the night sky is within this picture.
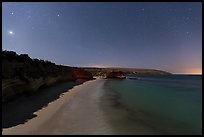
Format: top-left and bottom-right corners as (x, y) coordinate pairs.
(2, 2), (202, 74)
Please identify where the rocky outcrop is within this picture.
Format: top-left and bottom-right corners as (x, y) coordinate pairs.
(128, 77), (141, 80)
(106, 71), (126, 79)
(71, 67), (94, 80)
(2, 50), (93, 103)
(2, 76), (74, 103)
(2, 79), (28, 103)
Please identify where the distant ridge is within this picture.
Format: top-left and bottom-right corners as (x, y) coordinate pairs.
(82, 67), (171, 76)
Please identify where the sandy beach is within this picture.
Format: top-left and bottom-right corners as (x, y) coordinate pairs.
(2, 79), (113, 135)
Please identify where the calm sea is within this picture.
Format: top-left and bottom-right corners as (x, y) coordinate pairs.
(100, 74), (202, 135)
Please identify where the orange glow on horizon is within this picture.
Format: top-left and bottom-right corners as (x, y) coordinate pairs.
(174, 68), (202, 74)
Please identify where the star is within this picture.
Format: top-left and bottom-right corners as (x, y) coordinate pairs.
(186, 31), (190, 35)
(27, 15), (31, 20)
(9, 31), (14, 35)
(183, 17), (190, 24)
(10, 12), (14, 15)
(141, 8), (145, 11)
(57, 14), (60, 17)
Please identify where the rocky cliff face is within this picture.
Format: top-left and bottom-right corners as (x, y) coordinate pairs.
(2, 51), (93, 103)
(106, 71), (126, 79)
(71, 67), (93, 80)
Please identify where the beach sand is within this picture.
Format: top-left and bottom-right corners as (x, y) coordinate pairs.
(2, 79), (113, 135)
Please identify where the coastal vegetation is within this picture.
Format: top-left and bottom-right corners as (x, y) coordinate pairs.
(2, 50), (93, 103)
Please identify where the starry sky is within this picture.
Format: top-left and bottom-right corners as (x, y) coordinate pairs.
(2, 2), (202, 74)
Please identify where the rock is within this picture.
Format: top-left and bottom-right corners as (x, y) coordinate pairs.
(106, 71), (126, 79)
(2, 79), (29, 102)
(128, 77), (141, 80)
(70, 68), (93, 80)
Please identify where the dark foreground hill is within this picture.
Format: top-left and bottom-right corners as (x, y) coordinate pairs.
(2, 50), (93, 103)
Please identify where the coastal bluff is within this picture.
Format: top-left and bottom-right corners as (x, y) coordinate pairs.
(2, 51), (93, 103)
(83, 67), (171, 77)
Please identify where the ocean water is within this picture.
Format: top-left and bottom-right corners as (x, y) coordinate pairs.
(100, 74), (202, 135)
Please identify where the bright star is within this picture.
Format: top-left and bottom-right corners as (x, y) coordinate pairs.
(10, 12), (14, 15)
(57, 14), (60, 17)
(9, 31), (14, 35)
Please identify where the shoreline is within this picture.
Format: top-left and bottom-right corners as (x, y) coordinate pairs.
(2, 75), (202, 135)
(2, 78), (112, 135)
(2, 79), (86, 129)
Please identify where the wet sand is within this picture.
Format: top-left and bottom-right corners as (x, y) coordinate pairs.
(2, 79), (113, 135)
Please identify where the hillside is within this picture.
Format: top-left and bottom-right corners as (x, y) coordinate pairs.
(83, 67), (171, 77)
(2, 50), (93, 103)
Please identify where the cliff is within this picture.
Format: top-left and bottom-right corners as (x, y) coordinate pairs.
(2, 50), (93, 103)
(70, 67), (93, 80)
(106, 71), (126, 79)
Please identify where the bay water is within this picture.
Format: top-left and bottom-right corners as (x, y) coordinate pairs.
(100, 74), (202, 135)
